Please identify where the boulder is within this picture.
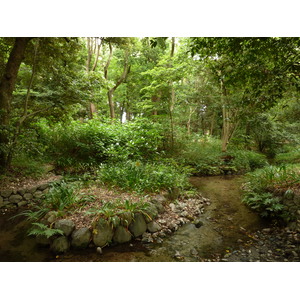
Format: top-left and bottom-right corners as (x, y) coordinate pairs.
(45, 211), (59, 224)
(147, 221), (161, 233)
(18, 189), (26, 196)
(17, 201), (28, 207)
(143, 202), (158, 223)
(54, 219), (75, 236)
(71, 228), (91, 249)
(129, 213), (147, 237)
(9, 194), (22, 203)
(23, 193), (33, 201)
(113, 226), (132, 244)
(119, 211), (133, 226)
(150, 199), (165, 214)
(93, 218), (114, 247)
(38, 183), (49, 191)
(1, 190), (13, 198)
(33, 190), (44, 199)
(51, 236), (69, 253)
(26, 186), (37, 194)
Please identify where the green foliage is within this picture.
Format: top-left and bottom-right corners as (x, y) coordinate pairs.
(10, 207), (49, 222)
(36, 117), (164, 170)
(45, 180), (80, 211)
(274, 149), (300, 165)
(86, 198), (150, 228)
(98, 160), (190, 193)
(242, 192), (284, 218)
(28, 222), (64, 239)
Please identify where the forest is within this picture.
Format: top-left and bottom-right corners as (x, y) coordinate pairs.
(0, 37), (300, 262)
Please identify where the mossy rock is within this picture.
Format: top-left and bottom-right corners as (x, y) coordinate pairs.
(92, 218), (114, 247)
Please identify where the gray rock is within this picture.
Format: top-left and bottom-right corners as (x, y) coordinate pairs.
(143, 203), (158, 223)
(9, 194), (22, 203)
(150, 199), (165, 214)
(18, 189), (26, 196)
(113, 226), (132, 244)
(33, 190), (44, 199)
(147, 221), (161, 233)
(129, 213), (147, 237)
(38, 183), (49, 191)
(17, 201), (28, 207)
(26, 186), (37, 193)
(93, 218), (114, 247)
(51, 236), (69, 253)
(152, 195), (167, 205)
(1, 190), (13, 198)
(71, 228), (91, 249)
(45, 211), (59, 224)
(119, 211), (133, 226)
(54, 219), (75, 236)
(23, 193), (33, 201)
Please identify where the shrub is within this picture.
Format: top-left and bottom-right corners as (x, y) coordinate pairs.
(35, 117), (164, 170)
(98, 160), (190, 193)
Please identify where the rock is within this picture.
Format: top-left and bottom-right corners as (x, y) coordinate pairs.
(71, 228), (91, 249)
(143, 203), (158, 223)
(18, 189), (26, 196)
(54, 219), (75, 236)
(113, 226), (132, 244)
(141, 232), (154, 243)
(51, 236), (69, 253)
(119, 211), (133, 226)
(33, 191), (44, 199)
(262, 228), (272, 234)
(150, 199), (165, 214)
(129, 213), (147, 237)
(9, 194), (22, 203)
(38, 183), (49, 191)
(152, 195), (167, 205)
(26, 186), (37, 194)
(17, 201), (28, 207)
(23, 193), (33, 201)
(1, 190), (13, 198)
(180, 211), (188, 217)
(147, 221), (161, 233)
(93, 218), (114, 247)
(45, 211), (59, 224)
(169, 203), (177, 212)
(194, 219), (204, 228)
(96, 247), (103, 254)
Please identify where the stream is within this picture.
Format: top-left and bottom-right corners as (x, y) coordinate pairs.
(0, 175), (266, 262)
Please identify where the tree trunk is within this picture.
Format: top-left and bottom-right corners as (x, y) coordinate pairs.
(0, 37), (31, 169)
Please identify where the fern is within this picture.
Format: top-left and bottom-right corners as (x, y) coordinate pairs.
(28, 222), (64, 239)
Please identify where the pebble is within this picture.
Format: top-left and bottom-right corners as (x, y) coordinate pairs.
(96, 247), (102, 254)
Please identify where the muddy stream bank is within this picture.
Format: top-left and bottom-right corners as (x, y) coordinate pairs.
(0, 175), (268, 262)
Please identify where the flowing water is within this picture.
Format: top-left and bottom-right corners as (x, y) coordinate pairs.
(0, 175), (266, 262)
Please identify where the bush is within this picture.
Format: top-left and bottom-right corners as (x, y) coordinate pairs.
(98, 160), (190, 193)
(274, 149), (300, 165)
(36, 117), (164, 170)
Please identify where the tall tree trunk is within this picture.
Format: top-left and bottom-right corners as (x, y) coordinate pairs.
(0, 37), (31, 169)
(169, 37), (176, 148)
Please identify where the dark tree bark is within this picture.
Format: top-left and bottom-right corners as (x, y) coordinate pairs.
(0, 37), (32, 169)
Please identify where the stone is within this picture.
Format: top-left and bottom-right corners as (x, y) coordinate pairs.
(129, 213), (147, 237)
(1, 190), (13, 198)
(51, 236), (69, 253)
(169, 203), (177, 212)
(143, 203), (158, 223)
(150, 199), (165, 214)
(71, 227), (91, 249)
(23, 193), (33, 201)
(17, 201), (28, 207)
(119, 211), (133, 226)
(26, 186), (37, 194)
(45, 211), (59, 224)
(194, 219), (204, 228)
(147, 221), (161, 233)
(152, 194), (167, 205)
(54, 219), (75, 236)
(18, 189), (26, 196)
(93, 218), (114, 247)
(38, 183), (49, 191)
(33, 190), (44, 199)
(113, 226), (132, 244)
(9, 194), (22, 203)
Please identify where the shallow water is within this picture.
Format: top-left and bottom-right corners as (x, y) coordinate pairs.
(0, 175), (265, 262)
